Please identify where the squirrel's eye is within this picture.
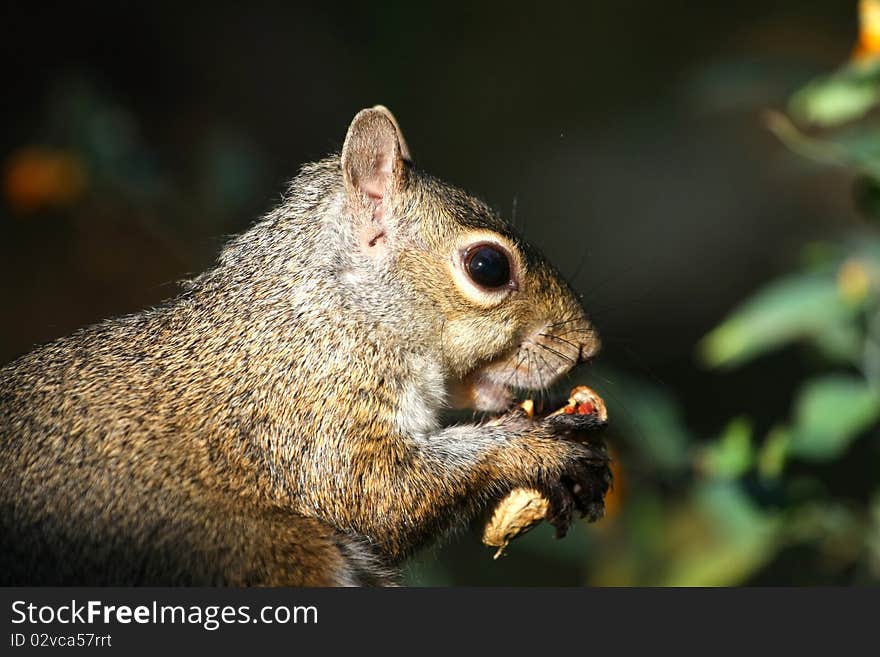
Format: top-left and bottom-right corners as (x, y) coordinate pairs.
(465, 244), (512, 289)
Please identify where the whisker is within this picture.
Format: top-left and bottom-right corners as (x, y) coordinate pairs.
(504, 348), (526, 392)
(537, 348), (567, 380)
(532, 349), (558, 404)
(529, 350), (548, 410)
(536, 352), (547, 408)
(535, 342), (575, 365)
(539, 333), (581, 351)
(524, 349), (534, 393)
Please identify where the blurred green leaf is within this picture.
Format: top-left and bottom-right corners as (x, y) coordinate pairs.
(699, 417), (754, 480)
(789, 375), (880, 460)
(700, 273), (854, 368)
(789, 60), (880, 127)
(660, 483), (779, 586)
(767, 112), (880, 181)
(758, 425), (790, 482)
(589, 484), (780, 586)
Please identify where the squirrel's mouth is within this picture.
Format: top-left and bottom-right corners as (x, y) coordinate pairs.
(448, 372), (517, 413)
(447, 321), (599, 413)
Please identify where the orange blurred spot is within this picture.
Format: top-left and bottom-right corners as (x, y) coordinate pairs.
(4, 147), (87, 214)
(603, 447), (624, 519)
(853, 0), (880, 60)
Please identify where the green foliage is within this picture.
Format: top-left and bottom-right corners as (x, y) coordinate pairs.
(757, 425), (790, 482)
(698, 418), (754, 479)
(699, 274), (860, 369)
(664, 483), (781, 587)
(684, 231), (880, 583)
(581, 53), (880, 587)
(789, 59), (880, 127)
(769, 56), (880, 185)
(790, 375), (880, 459)
(590, 483), (780, 587)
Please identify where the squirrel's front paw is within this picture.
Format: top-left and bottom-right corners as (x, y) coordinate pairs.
(487, 390), (611, 541)
(540, 438), (611, 538)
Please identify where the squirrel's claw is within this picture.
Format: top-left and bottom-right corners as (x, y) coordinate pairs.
(544, 484), (574, 539)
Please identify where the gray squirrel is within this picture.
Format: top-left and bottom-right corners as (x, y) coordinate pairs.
(0, 106), (610, 585)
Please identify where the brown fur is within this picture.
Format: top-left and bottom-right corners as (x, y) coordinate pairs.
(0, 107), (610, 585)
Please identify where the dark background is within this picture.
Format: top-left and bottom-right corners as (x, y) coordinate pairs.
(0, 1), (867, 584)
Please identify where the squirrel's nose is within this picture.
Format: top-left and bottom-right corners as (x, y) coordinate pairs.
(577, 344), (591, 364)
(576, 331), (601, 364)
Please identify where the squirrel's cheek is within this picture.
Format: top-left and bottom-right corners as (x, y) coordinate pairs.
(441, 316), (518, 365)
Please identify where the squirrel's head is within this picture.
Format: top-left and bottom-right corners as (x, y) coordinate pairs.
(339, 106), (599, 412)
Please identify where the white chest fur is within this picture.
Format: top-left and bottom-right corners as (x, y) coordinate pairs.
(394, 355), (446, 438)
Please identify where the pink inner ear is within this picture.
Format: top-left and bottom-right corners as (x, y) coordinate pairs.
(357, 175), (386, 201)
(363, 186), (384, 201)
(359, 150), (393, 200)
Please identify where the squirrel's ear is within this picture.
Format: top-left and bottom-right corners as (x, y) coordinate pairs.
(372, 105), (411, 162)
(341, 106), (410, 205)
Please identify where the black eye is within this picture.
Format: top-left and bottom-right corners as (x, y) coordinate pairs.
(465, 244), (512, 289)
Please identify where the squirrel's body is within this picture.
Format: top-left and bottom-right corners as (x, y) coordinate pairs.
(0, 109), (610, 585)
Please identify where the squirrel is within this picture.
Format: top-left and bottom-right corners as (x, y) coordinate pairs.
(0, 106), (611, 586)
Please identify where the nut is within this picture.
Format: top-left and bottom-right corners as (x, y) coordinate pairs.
(548, 385), (607, 422)
(482, 488), (549, 559)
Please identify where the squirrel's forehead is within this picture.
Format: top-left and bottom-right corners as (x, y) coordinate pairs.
(422, 195), (514, 241)
(406, 175), (559, 270)
(409, 176), (509, 231)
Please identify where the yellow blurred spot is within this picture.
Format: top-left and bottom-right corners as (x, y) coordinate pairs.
(854, 0), (880, 60)
(837, 258), (871, 304)
(4, 147), (87, 214)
